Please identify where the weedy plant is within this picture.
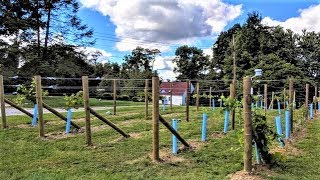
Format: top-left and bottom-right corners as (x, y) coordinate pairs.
(64, 91), (83, 110)
(251, 108), (279, 167)
(14, 78), (48, 105)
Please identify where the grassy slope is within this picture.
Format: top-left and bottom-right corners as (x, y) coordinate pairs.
(269, 119), (320, 179)
(0, 105), (318, 179)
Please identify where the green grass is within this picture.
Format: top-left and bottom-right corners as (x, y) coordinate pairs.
(0, 106), (318, 179)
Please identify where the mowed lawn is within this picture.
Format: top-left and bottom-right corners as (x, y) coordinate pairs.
(0, 105), (319, 179)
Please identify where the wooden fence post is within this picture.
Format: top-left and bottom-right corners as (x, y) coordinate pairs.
(289, 78), (294, 132)
(314, 84), (317, 115)
(305, 84), (309, 121)
(243, 76), (252, 173)
(264, 84), (267, 113)
(170, 82), (173, 111)
(152, 76), (160, 162)
(113, 79), (117, 115)
(145, 79), (149, 119)
(0, 75), (6, 129)
(230, 83), (235, 130)
(82, 76), (92, 146)
(283, 88), (286, 109)
(186, 80), (190, 122)
(35, 75), (45, 137)
(209, 87), (212, 107)
(196, 82), (200, 112)
(269, 91), (274, 109)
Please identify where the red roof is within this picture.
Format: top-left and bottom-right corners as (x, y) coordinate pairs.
(160, 82), (187, 96)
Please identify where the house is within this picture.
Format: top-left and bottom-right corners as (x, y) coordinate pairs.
(160, 82), (194, 105)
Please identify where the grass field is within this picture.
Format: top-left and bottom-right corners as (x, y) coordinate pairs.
(0, 105), (318, 179)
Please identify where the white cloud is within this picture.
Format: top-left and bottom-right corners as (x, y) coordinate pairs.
(76, 47), (112, 63)
(153, 56), (178, 80)
(80, 0), (242, 51)
(262, 4), (320, 33)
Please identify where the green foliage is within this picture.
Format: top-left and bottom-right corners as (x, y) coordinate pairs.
(14, 79), (48, 105)
(219, 95), (242, 111)
(64, 91), (83, 110)
(251, 109), (278, 166)
(173, 45), (210, 80)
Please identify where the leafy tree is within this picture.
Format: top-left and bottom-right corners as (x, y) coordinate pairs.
(123, 46), (160, 73)
(173, 45), (210, 80)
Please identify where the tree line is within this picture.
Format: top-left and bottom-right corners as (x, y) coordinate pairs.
(1, 3), (319, 101)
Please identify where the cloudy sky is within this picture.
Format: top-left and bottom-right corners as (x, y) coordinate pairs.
(77, 0), (320, 79)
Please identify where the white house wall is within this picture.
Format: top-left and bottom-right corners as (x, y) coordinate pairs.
(159, 95), (184, 105)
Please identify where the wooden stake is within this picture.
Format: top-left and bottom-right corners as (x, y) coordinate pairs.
(186, 80), (190, 122)
(243, 76), (252, 173)
(283, 88), (286, 109)
(4, 98), (34, 118)
(209, 87), (212, 107)
(230, 83), (235, 130)
(305, 84), (309, 121)
(113, 79), (117, 115)
(170, 82), (173, 111)
(269, 91), (274, 109)
(42, 102), (81, 129)
(82, 76), (92, 146)
(159, 115), (190, 147)
(314, 85), (317, 115)
(88, 107), (130, 138)
(289, 78), (294, 132)
(196, 82), (200, 112)
(152, 76), (160, 162)
(264, 84), (267, 113)
(145, 79), (149, 119)
(0, 75), (6, 129)
(35, 75), (45, 137)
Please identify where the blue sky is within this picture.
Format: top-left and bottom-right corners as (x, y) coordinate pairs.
(78, 0), (320, 79)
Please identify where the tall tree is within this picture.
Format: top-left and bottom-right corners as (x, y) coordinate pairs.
(173, 45), (209, 80)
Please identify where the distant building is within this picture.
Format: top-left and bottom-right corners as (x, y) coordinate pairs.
(160, 82), (194, 105)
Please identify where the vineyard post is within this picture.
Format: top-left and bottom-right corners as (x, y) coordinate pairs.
(230, 82), (235, 130)
(82, 76), (92, 146)
(284, 88), (286, 109)
(305, 84), (309, 121)
(186, 80), (190, 122)
(209, 87), (212, 107)
(269, 91), (274, 109)
(243, 76), (252, 173)
(35, 75), (45, 137)
(196, 82), (199, 112)
(314, 84), (317, 115)
(289, 78), (294, 132)
(264, 84), (267, 113)
(0, 75), (6, 129)
(152, 76), (160, 162)
(145, 79), (148, 119)
(113, 79), (117, 115)
(170, 82), (173, 111)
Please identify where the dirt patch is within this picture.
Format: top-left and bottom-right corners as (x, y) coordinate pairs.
(211, 131), (225, 139)
(228, 171), (264, 180)
(186, 140), (206, 152)
(270, 142), (302, 156)
(110, 132), (142, 143)
(229, 165), (276, 180)
(16, 124), (34, 129)
(44, 130), (82, 140)
(148, 148), (188, 164)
